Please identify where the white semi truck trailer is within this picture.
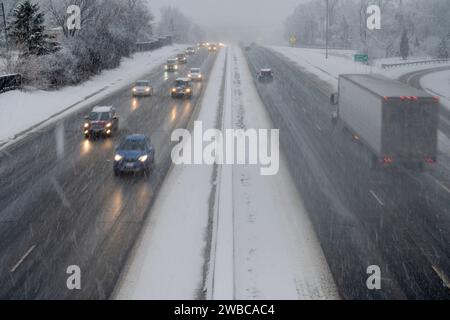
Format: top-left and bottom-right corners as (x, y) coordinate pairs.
(331, 74), (439, 170)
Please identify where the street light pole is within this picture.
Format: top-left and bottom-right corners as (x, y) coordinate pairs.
(325, 0), (329, 59)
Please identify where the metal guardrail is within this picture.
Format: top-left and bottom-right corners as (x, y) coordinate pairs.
(135, 36), (173, 52)
(381, 59), (449, 69)
(0, 73), (22, 94)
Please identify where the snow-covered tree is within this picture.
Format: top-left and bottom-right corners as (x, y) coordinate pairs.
(284, 0), (450, 59)
(9, 0), (50, 56)
(436, 34), (449, 59)
(157, 6), (204, 43)
(400, 29), (409, 60)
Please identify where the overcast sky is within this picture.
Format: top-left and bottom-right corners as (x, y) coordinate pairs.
(148, 0), (302, 44)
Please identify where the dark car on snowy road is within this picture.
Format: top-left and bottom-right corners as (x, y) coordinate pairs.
(113, 134), (155, 175)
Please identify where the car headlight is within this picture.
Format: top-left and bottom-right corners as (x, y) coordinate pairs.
(114, 154), (123, 162)
(188, 74), (192, 78)
(172, 88), (177, 92)
(139, 155), (148, 162)
(185, 88), (191, 93)
(84, 122), (90, 128)
(165, 65), (168, 70)
(175, 65), (178, 70)
(133, 88), (137, 92)
(106, 122), (112, 128)
(145, 87), (150, 92)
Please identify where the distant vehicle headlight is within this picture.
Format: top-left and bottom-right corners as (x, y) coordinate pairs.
(84, 122), (90, 128)
(145, 87), (150, 92)
(175, 65), (178, 70)
(133, 87), (137, 92)
(188, 74), (192, 78)
(139, 155), (148, 162)
(165, 65), (168, 70)
(114, 154), (123, 162)
(185, 88), (191, 93)
(106, 122), (112, 128)
(172, 88), (177, 92)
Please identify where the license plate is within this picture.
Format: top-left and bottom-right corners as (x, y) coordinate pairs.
(126, 163), (135, 168)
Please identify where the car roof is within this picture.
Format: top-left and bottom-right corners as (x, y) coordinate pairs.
(168, 58), (177, 62)
(136, 80), (149, 83)
(261, 69), (272, 72)
(92, 106), (113, 113)
(190, 68), (200, 71)
(176, 77), (191, 82)
(124, 134), (147, 141)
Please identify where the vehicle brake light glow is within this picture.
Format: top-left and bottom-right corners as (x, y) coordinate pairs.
(383, 156), (393, 164)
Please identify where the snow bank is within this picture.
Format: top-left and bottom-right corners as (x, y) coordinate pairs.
(421, 70), (450, 110)
(270, 46), (450, 90)
(0, 45), (186, 147)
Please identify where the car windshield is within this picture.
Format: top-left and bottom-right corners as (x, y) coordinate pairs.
(175, 80), (188, 87)
(190, 69), (200, 73)
(135, 81), (149, 87)
(177, 54), (185, 58)
(167, 59), (177, 64)
(120, 139), (146, 151)
(89, 112), (110, 121)
(261, 70), (272, 76)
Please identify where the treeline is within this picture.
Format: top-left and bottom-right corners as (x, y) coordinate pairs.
(2, 0), (204, 89)
(285, 0), (450, 60)
(156, 6), (205, 44)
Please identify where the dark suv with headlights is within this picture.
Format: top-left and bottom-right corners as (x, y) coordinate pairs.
(171, 78), (193, 99)
(83, 106), (118, 138)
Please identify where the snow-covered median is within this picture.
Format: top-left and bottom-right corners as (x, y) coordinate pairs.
(0, 45), (185, 147)
(229, 47), (338, 299)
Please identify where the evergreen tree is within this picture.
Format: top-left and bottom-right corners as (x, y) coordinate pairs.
(9, 0), (49, 56)
(400, 29), (409, 60)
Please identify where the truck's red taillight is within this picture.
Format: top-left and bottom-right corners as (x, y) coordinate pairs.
(425, 157), (436, 164)
(383, 156), (393, 164)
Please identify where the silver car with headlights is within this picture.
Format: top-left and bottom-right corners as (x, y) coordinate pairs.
(188, 68), (203, 81)
(165, 58), (178, 72)
(132, 80), (154, 96)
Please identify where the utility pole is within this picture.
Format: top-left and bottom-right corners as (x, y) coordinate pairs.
(325, 0), (329, 59)
(0, 2), (8, 52)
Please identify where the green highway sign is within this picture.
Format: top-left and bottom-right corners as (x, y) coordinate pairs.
(354, 54), (369, 62)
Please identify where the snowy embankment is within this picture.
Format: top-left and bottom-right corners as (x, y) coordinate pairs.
(115, 46), (338, 300)
(270, 46), (450, 91)
(0, 45), (186, 148)
(421, 70), (450, 110)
